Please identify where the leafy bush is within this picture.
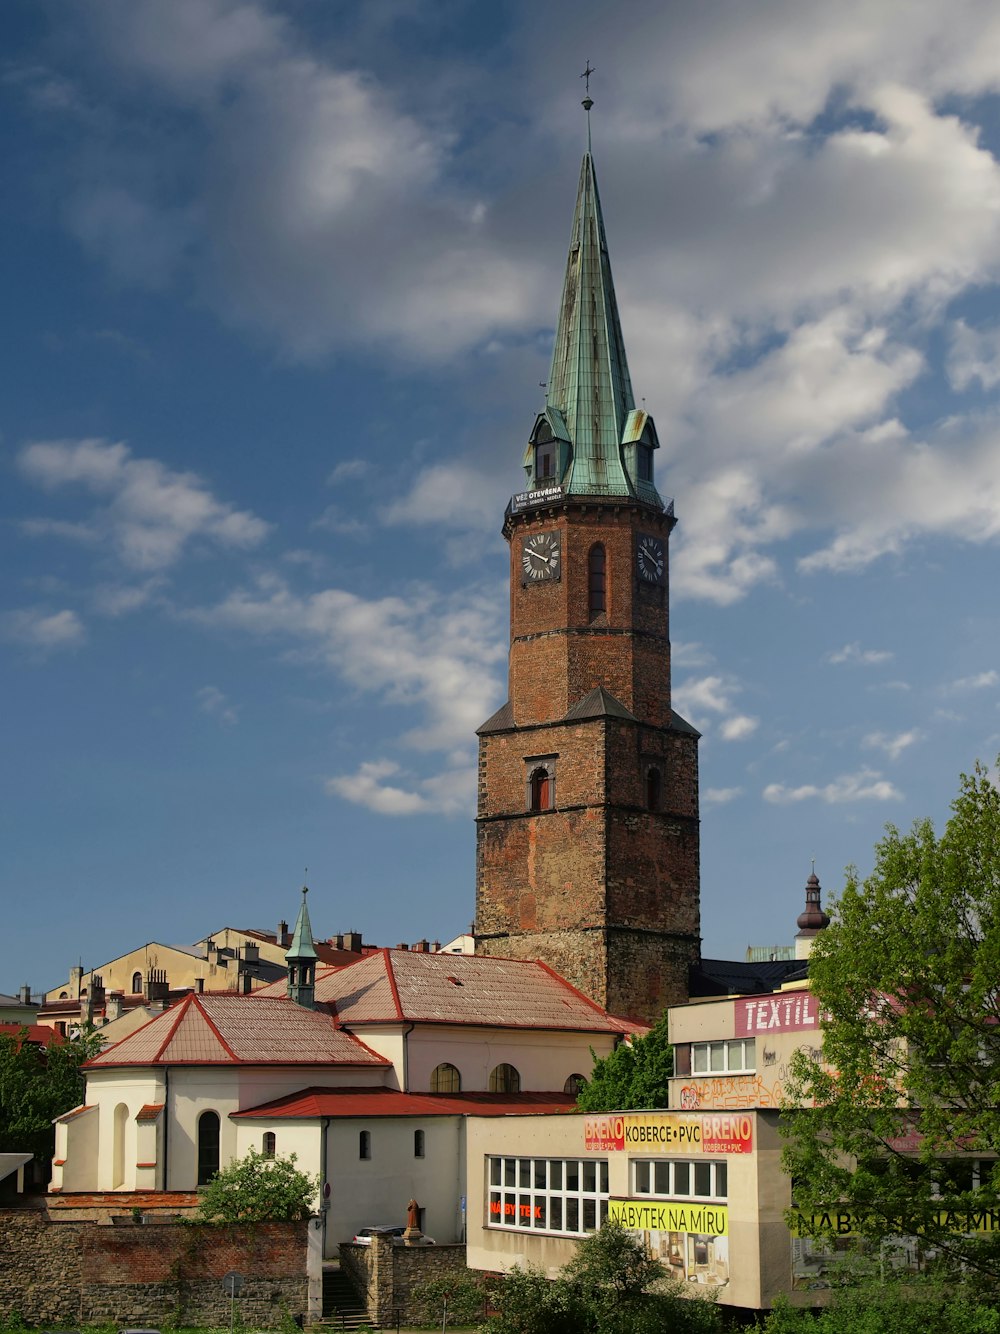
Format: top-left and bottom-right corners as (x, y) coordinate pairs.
(196, 1148), (319, 1222)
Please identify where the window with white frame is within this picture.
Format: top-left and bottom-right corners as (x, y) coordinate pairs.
(632, 1158), (728, 1201)
(487, 1156), (609, 1236)
(691, 1038), (755, 1074)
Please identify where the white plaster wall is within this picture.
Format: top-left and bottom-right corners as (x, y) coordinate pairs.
(405, 1026), (614, 1093)
(86, 1070), (166, 1191)
(322, 1027), (404, 1088)
(325, 1116), (465, 1254)
(55, 1106), (100, 1192)
(232, 1119), (323, 1194)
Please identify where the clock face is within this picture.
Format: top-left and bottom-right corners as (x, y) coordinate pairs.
(637, 534), (665, 584)
(521, 531), (561, 582)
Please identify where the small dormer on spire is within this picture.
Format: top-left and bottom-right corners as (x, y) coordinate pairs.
(521, 77), (663, 510)
(795, 867), (831, 960)
(286, 883), (318, 1009)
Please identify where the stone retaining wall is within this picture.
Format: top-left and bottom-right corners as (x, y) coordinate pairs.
(0, 1210), (308, 1327)
(340, 1235), (471, 1326)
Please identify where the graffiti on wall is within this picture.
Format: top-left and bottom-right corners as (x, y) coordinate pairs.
(680, 1042), (825, 1109)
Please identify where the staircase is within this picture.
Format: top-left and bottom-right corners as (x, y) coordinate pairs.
(321, 1265), (373, 1330)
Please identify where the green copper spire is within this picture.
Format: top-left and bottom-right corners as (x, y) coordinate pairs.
(521, 97), (663, 509)
(549, 151), (634, 483)
(286, 883), (318, 1008)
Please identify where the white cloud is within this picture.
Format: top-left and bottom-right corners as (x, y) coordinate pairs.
(947, 319), (1000, 392)
(327, 459), (369, 486)
(380, 463), (501, 532)
(325, 759), (476, 818)
(827, 642), (894, 666)
(948, 670), (999, 691)
(197, 684), (239, 726)
(763, 767), (902, 804)
(673, 673), (758, 742)
(18, 438), (269, 571)
(92, 579), (164, 617)
(703, 786), (742, 805)
(720, 715), (759, 742)
(862, 729), (922, 761)
(3, 607), (86, 652)
(185, 572), (505, 755)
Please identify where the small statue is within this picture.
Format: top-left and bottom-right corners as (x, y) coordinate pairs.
(406, 1198), (420, 1232)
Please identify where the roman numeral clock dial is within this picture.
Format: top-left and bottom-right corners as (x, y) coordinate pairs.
(637, 534), (665, 585)
(521, 531), (561, 582)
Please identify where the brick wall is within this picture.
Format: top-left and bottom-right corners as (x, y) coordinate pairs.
(341, 1235), (471, 1326)
(0, 1211), (307, 1327)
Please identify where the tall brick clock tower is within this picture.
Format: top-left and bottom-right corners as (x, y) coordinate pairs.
(474, 111), (701, 1024)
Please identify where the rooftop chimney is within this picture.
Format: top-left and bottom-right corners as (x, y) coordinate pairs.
(278, 919), (290, 948)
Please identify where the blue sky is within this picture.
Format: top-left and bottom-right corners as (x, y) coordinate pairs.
(4, 0), (1000, 994)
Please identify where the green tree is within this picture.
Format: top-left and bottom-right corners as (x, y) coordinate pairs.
(782, 760), (1000, 1282)
(197, 1148), (319, 1223)
(483, 1220), (720, 1334)
(761, 1278), (1000, 1334)
(0, 1025), (103, 1161)
(575, 1012), (673, 1112)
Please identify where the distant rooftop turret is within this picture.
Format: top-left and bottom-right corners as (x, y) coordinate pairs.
(795, 869), (831, 959)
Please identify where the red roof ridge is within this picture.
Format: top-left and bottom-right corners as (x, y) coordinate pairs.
(153, 992), (196, 1063)
(533, 957), (629, 1027)
(191, 993), (240, 1062)
(382, 949), (405, 1021)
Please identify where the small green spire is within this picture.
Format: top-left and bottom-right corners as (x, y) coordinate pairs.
(286, 883), (318, 1008)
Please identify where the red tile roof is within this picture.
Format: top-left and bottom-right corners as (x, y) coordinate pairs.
(233, 1086), (577, 1119)
(0, 1023), (63, 1047)
(86, 992), (391, 1068)
(259, 949), (636, 1033)
(135, 1104), (164, 1122)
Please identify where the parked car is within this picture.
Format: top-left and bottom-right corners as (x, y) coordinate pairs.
(351, 1225), (436, 1245)
(352, 1225), (405, 1244)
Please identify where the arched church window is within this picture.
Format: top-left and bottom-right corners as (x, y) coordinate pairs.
(131, 972), (142, 995)
(489, 1063), (521, 1094)
(646, 767), (662, 812)
(529, 767), (552, 813)
(359, 1130), (371, 1160)
(414, 1129), (425, 1158)
(262, 1132), (276, 1159)
(588, 544), (606, 619)
(564, 1073), (587, 1097)
(197, 1111), (220, 1185)
(430, 1062), (461, 1093)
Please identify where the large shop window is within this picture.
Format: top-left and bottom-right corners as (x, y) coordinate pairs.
(691, 1038), (755, 1075)
(632, 1158), (728, 1201)
(488, 1157), (609, 1236)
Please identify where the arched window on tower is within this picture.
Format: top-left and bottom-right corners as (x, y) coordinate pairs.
(529, 767), (553, 813)
(588, 543), (606, 619)
(131, 972), (142, 995)
(489, 1063), (521, 1094)
(646, 767), (662, 812)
